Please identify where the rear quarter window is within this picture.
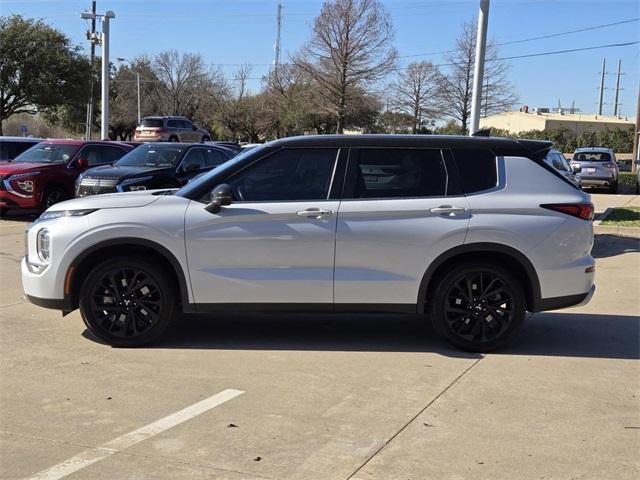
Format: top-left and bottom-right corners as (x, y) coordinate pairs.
(451, 149), (497, 194)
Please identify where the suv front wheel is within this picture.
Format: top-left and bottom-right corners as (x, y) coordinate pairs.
(429, 262), (526, 352)
(79, 257), (176, 347)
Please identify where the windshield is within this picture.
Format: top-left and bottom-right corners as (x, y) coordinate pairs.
(140, 118), (163, 128)
(13, 144), (78, 164)
(573, 152), (611, 162)
(116, 144), (185, 168)
(176, 143), (269, 198)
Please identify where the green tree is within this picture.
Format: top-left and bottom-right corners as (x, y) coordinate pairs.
(0, 15), (91, 135)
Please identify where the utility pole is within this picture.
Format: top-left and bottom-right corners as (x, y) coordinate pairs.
(274, 2), (283, 74)
(469, 0), (490, 136)
(612, 59), (622, 118)
(85, 0), (97, 140)
(597, 58), (606, 116)
(633, 82), (639, 174)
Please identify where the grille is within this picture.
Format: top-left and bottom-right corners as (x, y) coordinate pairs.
(77, 177), (119, 197)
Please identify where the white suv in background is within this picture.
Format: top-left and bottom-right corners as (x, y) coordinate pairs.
(22, 135), (595, 352)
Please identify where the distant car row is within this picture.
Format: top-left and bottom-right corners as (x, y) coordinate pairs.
(0, 134), (634, 216)
(0, 138), (239, 215)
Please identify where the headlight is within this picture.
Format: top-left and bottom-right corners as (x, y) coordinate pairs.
(117, 176), (154, 192)
(8, 171), (41, 181)
(5, 171), (41, 197)
(36, 228), (50, 262)
(39, 209), (97, 220)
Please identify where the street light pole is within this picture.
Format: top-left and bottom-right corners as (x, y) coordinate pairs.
(469, 0), (490, 136)
(116, 58), (141, 124)
(100, 11), (115, 140)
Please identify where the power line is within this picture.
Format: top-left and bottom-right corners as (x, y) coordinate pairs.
(399, 17), (640, 60)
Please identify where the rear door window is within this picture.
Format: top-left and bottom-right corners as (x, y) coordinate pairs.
(344, 148), (447, 199)
(451, 149), (497, 194)
(167, 120), (181, 129)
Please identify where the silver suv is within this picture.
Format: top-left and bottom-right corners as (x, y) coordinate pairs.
(571, 147), (619, 193)
(134, 116), (211, 143)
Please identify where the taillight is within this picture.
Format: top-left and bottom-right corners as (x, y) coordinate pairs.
(603, 163), (616, 169)
(541, 203), (594, 221)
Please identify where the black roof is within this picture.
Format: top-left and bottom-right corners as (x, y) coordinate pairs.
(267, 134), (553, 158)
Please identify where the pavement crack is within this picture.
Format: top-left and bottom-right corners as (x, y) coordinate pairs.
(344, 356), (485, 480)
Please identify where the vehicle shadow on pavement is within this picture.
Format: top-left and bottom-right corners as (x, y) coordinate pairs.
(592, 234), (640, 258)
(505, 312), (639, 359)
(83, 311), (640, 360)
(125, 313), (482, 359)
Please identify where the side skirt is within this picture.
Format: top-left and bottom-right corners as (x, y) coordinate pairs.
(186, 303), (417, 314)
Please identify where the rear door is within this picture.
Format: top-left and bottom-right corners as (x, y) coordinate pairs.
(334, 147), (470, 307)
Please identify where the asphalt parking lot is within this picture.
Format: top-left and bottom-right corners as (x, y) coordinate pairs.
(1, 194), (639, 480)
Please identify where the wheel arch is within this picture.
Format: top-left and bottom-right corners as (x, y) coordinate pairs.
(417, 243), (542, 314)
(63, 237), (191, 314)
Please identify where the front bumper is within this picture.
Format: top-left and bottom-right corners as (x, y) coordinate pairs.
(0, 192), (39, 209)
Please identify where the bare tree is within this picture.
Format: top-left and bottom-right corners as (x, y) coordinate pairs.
(439, 21), (518, 133)
(234, 64), (252, 100)
(391, 61), (442, 133)
(294, 0), (397, 133)
(152, 50), (228, 122)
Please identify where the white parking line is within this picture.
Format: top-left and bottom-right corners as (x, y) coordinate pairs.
(25, 389), (245, 480)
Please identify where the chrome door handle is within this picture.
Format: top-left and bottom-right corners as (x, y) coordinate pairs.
(296, 208), (333, 219)
(429, 206), (467, 216)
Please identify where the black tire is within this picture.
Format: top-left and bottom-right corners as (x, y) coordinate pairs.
(428, 261), (526, 352)
(79, 256), (176, 347)
(609, 181), (618, 194)
(0, 207), (7, 217)
(201, 135), (210, 143)
(168, 136), (179, 142)
(41, 186), (67, 210)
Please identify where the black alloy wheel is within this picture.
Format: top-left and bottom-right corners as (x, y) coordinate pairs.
(430, 262), (526, 352)
(42, 187), (66, 210)
(80, 258), (175, 347)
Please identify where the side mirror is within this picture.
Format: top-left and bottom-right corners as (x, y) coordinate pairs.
(192, 125), (198, 131)
(76, 157), (88, 170)
(204, 184), (233, 214)
(571, 164), (582, 174)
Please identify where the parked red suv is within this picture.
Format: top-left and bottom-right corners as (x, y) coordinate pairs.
(0, 140), (133, 214)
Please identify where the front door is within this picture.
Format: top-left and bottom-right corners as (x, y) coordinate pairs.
(334, 147), (471, 307)
(185, 147), (341, 306)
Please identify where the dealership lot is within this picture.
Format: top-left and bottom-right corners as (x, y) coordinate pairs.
(1, 195), (638, 480)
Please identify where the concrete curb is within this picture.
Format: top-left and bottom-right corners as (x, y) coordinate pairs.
(594, 225), (640, 238)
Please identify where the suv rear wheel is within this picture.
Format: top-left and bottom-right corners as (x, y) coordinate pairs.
(429, 262), (526, 352)
(79, 257), (175, 347)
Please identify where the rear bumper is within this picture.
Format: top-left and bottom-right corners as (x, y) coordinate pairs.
(580, 176), (616, 187)
(535, 284), (595, 312)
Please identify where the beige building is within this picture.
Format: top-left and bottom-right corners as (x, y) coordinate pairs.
(479, 110), (634, 134)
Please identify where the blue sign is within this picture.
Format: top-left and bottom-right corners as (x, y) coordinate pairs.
(20, 125), (28, 135)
